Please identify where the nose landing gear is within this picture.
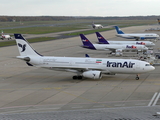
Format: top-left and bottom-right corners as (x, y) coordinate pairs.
(135, 74), (139, 80)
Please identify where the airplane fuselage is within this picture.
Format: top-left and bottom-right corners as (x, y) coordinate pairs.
(99, 41), (155, 47)
(90, 44), (148, 51)
(92, 24), (103, 29)
(26, 56), (154, 74)
(116, 33), (159, 40)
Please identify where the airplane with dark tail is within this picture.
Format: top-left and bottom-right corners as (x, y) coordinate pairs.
(80, 34), (148, 56)
(96, 32), (155, 47)
(14, 34), (154, 80)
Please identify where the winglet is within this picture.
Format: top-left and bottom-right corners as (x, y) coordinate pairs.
(114, 26), (124, 34)
(95, 32), (109, 44)
(79, 34), (96, 50)
(85, 54), (90, 57)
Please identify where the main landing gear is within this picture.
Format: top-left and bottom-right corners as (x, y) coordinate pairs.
(72, 75), (83, 80)
(135, 74), (139, 80)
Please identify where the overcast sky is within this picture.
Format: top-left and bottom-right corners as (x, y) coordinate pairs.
(1, 0), (160, 16)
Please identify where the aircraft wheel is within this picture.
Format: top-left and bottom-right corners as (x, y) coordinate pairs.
(72, 76), (77, 79)
(78, 76), (83, 79)
(135, 76), (139, 80)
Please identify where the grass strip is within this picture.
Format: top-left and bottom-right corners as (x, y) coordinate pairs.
(0, 37), (55, 47)
(3, 26), (85, 34)
(65, 28), (114, 36)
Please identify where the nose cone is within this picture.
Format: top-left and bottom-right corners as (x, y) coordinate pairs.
(151, 66), (155, 71)
(152, 43), (155, 46)
(147, 65), (155, 72)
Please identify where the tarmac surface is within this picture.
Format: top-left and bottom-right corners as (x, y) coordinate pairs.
(0, 25), (160, 119)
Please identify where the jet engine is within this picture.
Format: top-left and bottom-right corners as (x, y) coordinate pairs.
(115, 52), (123, 56)
(82, 70), (102, 79)
(114, 49), (123, 56)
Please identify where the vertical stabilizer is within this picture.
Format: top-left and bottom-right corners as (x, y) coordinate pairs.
(79, 34), (96, 50)
(95, 32), (109, 44)
(14, 34), (42, 57)
(114, 26), (124, 34)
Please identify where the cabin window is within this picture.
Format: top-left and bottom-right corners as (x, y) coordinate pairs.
(145, 64), (151, 66)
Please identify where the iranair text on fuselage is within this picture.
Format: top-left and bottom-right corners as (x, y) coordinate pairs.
(106, 61), (135, 68)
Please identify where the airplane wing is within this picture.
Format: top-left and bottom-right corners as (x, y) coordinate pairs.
(105, 48), (123, 53)
(128, 35), (141, 40)
(44, 66), (111, 74)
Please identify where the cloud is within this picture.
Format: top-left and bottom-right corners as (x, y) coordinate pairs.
(0, 0), (160, 16)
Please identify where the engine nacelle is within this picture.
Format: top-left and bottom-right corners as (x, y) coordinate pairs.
(82, 70), (102, 79)
(115, 52), (123, 56)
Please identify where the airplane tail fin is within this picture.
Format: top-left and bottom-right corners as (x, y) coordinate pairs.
(1, 30), (4, 35)
(114, 26), (124, 34)
(79, 34), (96, 50)
(14, 34), (42, 57)
(92, 21), (95, 28)
(95, 32), (109, 44)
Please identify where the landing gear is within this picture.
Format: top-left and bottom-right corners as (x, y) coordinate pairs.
(135, 74), (139, 80)
(72, 75), (83, 80)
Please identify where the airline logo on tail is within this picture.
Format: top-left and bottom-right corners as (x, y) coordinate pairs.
(97, 37), (104, 39)
(82, 39), (89, 42)
(18, 43), (26, 52)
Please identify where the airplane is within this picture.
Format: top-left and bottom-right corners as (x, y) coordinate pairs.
(92, 21), (103, 29)
(96, 32), (155, 47)
(14, 34), (154, 80)
(1, 31), (12, 40)
(114, 26), (159, 40)
(80, 34), (148, 56)
(157, 19), (160, 25)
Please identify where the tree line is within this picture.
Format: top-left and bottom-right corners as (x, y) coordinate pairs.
(0, 15), (160, 22)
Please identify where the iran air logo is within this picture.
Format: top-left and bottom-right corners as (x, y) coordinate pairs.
(18, 43), (26, 52)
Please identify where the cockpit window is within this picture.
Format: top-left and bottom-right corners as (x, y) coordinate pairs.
(145, 64), (151, 66)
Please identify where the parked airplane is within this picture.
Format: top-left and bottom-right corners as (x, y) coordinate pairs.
(114, 26), (159, 40)
(96, 32), (155, 47)
(1, 31), (12, 40)
(14, 34), (154, 80)
(92, 21), (103, 29)
(80, 34), (148, 56)
(157, 19), (160, 25)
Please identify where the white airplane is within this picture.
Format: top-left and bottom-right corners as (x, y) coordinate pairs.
(80, 34), (148, 55)
(1, 31), (12, 40)
(114, 26), (159, 40)
(96, 32), (155, 47)
(14, 34), (155, 80)
(92, 21), (103, 29)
